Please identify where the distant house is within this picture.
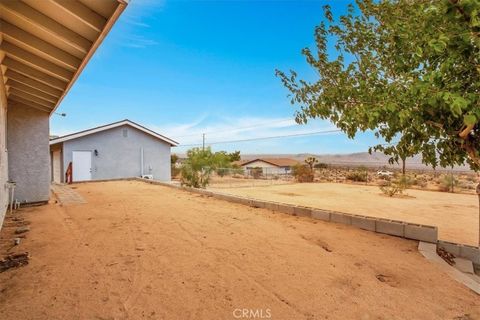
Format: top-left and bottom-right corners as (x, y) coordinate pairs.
(49, 120), (178, 183)
(237, 158), (299, 175)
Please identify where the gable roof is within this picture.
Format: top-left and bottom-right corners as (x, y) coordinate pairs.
(238, 158), (300, 167)
(49, 119), (178, 146)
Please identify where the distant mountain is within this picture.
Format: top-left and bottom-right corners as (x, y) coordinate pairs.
(239, 152), (471, 171)
(174, 151), (471, 171)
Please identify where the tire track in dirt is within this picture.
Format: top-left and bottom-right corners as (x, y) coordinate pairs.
(213, 248), (314, 320)
(164, 209), (312, 319)
(115, 200), (145, 319)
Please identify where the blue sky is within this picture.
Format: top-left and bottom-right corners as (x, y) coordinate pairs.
(50, 0), (380, 155)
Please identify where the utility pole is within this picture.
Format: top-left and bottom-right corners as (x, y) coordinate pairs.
(202, 133), (205, 151)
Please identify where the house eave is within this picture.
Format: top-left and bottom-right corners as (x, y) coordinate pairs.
(49, 119), (179, 146)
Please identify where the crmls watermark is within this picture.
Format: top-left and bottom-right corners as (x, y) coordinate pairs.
(232, 308), (272, 319)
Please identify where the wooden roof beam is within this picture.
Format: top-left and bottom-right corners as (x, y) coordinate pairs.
(9, 87), (56, 109)
(46, 0), (107, 33)
(6, 79), (58, 103)
(2, 57), (68, 91)
(1, 20), (81, 70)
(1, 42), (73, 82)
(4, 69), (63, 98)
(0, 1), (92, 54)
(8, 96), (53, 113)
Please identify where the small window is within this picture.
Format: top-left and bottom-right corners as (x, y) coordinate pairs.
(122, 128), (128, 137)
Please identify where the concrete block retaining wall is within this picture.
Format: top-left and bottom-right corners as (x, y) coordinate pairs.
(133, 178), (480, 263)
(438, 240), (480, 264)
(351, 215), (376, 231)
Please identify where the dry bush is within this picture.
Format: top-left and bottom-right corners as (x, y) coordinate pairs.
(379, 178), (406, 197)
(438, 175), (458, 192)
(465, 175), (478, 183)
(412, 177), (428, 188)
(346, 170), (368, 182)
(292, 164), (314, 182)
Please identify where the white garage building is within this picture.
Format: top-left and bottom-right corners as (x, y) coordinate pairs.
(50, 120), (178, 183)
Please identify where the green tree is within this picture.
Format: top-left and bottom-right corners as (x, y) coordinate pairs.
(276, 0), (480, 244)
(377, 143), (415, 176)
(171, 153), (180, 178)
(276, 0), (480, 170)
(180, 147), (235, 188)
(171, 153), (179, 165)
(227, 151), (241, 162)
(181, 148), (213, 188)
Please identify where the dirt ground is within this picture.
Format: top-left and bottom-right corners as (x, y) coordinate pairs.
(211, 182), (479, 246)
(0, 181), (479, 320)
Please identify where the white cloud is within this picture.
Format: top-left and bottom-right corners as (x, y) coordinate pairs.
(122, 35), (158, 48)
(148, 115), (339, 152)
(116, 0), (166, 48)
(50, 115), (341, 154)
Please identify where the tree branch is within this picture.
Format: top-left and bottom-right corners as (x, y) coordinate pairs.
(459, 123), (475, 139)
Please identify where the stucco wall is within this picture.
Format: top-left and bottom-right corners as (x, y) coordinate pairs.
(7, 102), (50, 204)
(60, 125), (172, 181)
(0, 75), (8, 227)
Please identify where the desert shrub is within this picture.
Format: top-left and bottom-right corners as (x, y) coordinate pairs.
(439, 174), (458, 192)
(171, 166), (181, 179)
(380, 177), (406, 197)
(397, 175), (413, 189)
(292, 164), (314, 182)
(465, 175), (477, 183)
(458, 181), (475, 190)
(171, 154), (180, 178)
(412, 177), (428, 188)
(181, 164), (211, 188)
(378, 180), (390, 187)
(346, 170), (367, 182)
(216, 168), (229, 177)
(314, 162), (328, 169)
(180, 147), (231, 188)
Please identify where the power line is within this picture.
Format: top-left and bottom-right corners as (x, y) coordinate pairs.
(171, 117), (295, 139)
(178, 129), (343, 147)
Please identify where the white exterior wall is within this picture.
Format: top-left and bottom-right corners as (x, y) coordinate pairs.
(242, 160), (290, 175)
(59, 125), (172, 182)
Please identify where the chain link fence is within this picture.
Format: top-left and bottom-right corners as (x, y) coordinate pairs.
(208, 167), (295, 188)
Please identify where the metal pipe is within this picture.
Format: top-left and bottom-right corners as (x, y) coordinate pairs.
(6, 181), (16, 215)
(9, 185), (14, 214)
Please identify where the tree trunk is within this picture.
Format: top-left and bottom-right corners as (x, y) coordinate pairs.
(401, 158), (406, 176)
(477, 182), (480, 247)
(458, 124), (479, 246)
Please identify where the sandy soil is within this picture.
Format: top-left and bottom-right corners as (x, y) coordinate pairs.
(0, 180), (479, 320)
(212, 183), (479, 246)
